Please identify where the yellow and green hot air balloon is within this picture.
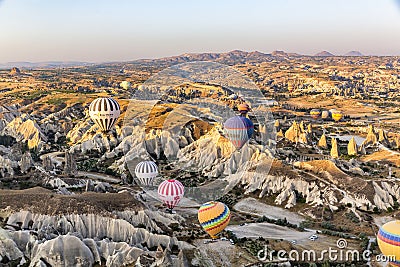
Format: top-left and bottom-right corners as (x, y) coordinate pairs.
(377, 220), (400, 266)
(198, 201), (231, 239)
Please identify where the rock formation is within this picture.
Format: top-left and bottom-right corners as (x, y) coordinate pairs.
(378, 129), (390, 146)
(276, 129), (284, 138)
(318, 134), (328, 149)
(285, 121), (308, 144)
(347, 137), (358, 156)
(30, 235), (94, 266)
(307, 124), (312, 134)
(19, 151), (33, 173)
(330, 138), (339, 158)
(9, 67), (21, 75)
(274, 119), (280, 129)
(362, 125), (377, 147)
(395, 135), (400, 149)
(359, 144), (366, 155)
(64, 151), (77, 176)
(42, 156), (53, 171)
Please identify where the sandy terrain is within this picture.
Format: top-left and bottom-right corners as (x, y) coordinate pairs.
(233, 197), (305, 225)
(227, 222), (313, 243)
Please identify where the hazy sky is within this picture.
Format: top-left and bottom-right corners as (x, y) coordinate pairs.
(0, 0), (399, 62)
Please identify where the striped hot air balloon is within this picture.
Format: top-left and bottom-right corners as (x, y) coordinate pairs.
(377, 220), (400, 266)
(310, 109), (321, 119)
(198, 201), (231, 239)
(224, 116), (254, 150)
(135, 161), (158, 186)
(89, 97), (120, 132)
(157, 179), (184, 212)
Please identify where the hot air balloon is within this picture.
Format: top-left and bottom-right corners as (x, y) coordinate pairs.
(330, 109), (343, 122)
(321, 110), (330, 120)
(310, 109), (321, 119)
(89, 97), (120, 132)
(224, 116), (254, 150)
(158, 179), (184, 213)
(135, 161), (158, 186)
(198, 201), (231, 239)
(237, 103), (251, 115)
(377, 220), (400, 266)
(120, 81), (131, 90)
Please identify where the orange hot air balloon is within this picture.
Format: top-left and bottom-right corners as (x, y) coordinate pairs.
(237, 103), (251, 115)
(310, 109), (321, 119)
(198, 201), (231, 239)
(377, 220), (400, 266)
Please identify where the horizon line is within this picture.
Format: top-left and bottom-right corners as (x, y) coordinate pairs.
(1, 49), (399, 66)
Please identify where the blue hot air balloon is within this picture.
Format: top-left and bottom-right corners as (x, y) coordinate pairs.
(224, 116), (254, 150)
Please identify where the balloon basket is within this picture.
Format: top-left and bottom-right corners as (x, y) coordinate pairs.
(166, 208), (176, 214)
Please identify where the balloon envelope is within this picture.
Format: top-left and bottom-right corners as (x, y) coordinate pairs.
(157, 179), (184, 209)
(310, 109), (321, 119)
(321, 110), (330, 119)
(198, 201), (231, 239)
(377, 220), (400, 266)
(89, 97), (120, 132)
(135, 161), (158, 186)
(331, 110), (343, 122)
(224, 116), (254, 150)
(238, 103), (251, 114)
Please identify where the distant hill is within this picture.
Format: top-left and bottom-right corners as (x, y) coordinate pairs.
(0, 61), (92, 69)
(134, 50), (275, 65)
(271, 50), (301, 57)
(344, 51), (364, 56)
(314, 51), (335, 57)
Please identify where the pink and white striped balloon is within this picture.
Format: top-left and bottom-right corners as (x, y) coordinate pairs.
(157, 179), (184, 210)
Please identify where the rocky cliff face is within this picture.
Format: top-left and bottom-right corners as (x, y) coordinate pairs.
(236, 159), (398, 212)
(1, 206), (193, 266)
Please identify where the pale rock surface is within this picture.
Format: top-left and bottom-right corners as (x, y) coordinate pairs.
(0, 228), (26, 265)
(378, 129), (390, 146)
(318, 134), (328, 149)
(6, 211), (188, 249)
(3, 116), (46, 149)
(362, 125), (378, 147)
(30, 234), (94, 267)
(284, 121), (301, 143)
(330, 138), (339, 158)
(347, 137), (358, 156)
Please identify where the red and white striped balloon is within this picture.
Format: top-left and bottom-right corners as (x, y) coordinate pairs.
(157, 179), (184, 210)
